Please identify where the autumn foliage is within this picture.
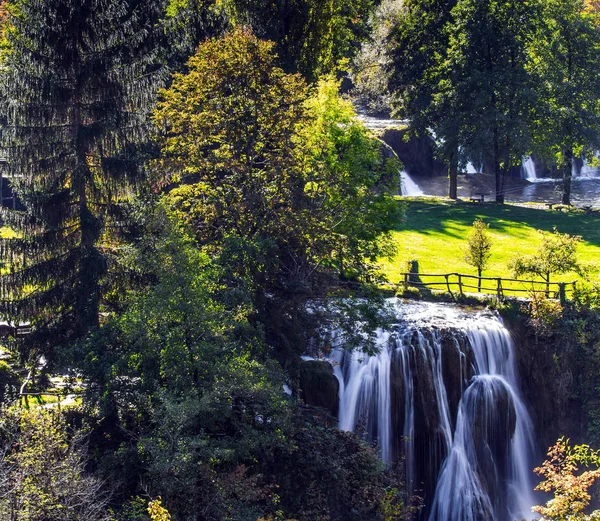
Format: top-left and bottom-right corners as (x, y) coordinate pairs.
(533, 438), (600, 520)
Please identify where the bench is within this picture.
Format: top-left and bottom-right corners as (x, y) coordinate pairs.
(469, 193), (486, 203)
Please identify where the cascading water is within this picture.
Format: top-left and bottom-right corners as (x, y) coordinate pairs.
(521, 156), (537, 181)
(573, 153), (600, 178)
(330, 301), (537, 521)
(466, 161), (483, 174)
(400, 170), (424, 196)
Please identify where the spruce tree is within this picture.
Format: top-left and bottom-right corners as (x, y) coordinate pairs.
(0, 0), (165, 361)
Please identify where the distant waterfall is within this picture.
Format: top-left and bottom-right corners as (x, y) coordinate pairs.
(573, 153), (600, 178)
(521, 157), (537, 181)
(331, 301), (537, 521)
(466, 161), (483, 174)
(400, 170), (424, 196)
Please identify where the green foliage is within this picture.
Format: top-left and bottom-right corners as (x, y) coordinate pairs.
(522, 292), (565, 339)
(222, 0), (375, 80)
(351, 0), (403, 114)
(78, 212), (259, 406)
(298, 75), (401, 281)
(463, 218), (492, 284)
(443, 0), (539, 201)
(0, 407), (111, 521)
(153, 29), (400, 359)
(161, 0), (228, 72)
(154, 31), (399, 287)
(387, 0), (600, 203)
(154, 28), (309, 246)
(533, 437), (600, 521)
(0, 0), (165, 363)
(134, 393), (408, 521)
(528, 0), (600, 205)
(510, 228), (584, 284)
(0, 359), (19, 405)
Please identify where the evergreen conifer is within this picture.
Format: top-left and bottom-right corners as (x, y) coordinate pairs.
(0, 0), (165, 361)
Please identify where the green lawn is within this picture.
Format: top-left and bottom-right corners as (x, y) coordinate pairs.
(380, 198), (600, 291)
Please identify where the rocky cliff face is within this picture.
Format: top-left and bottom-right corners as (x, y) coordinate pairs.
(380, 128), (447, 178)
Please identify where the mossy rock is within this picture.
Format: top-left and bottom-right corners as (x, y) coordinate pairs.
(299, 360), (339, 417)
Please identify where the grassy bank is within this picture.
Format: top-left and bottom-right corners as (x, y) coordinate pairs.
(381, 198), (600, 287)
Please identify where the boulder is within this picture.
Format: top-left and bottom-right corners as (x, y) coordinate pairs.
(299, 360), (339, 417)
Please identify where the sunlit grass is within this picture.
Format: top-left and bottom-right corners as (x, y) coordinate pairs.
(381, 199), (600, 288)
(0, 226), (17, 239)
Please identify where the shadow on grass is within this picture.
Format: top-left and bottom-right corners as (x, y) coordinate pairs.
(394, 199), (600, 247)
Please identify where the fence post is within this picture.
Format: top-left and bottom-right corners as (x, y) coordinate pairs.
(458, 274), (463, 295)
(445, 274), (453, 297)
(497, 278), (503, 299)
(408, 260), (420, 286)
(559, 282), (566, 305)
(403, 272), (409, 291)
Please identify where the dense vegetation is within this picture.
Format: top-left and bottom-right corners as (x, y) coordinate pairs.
(0, 2), (405, 520)
(0, 0), (599, 520)
(356, 0), (600, 204)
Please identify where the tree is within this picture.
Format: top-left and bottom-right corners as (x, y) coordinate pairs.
(528, 0), (600, 205)
(0, 0), (165, 362)
(386, 0), (460, 198)
(533, 438), (600, 521)
(509, 228), (584, 286)
(387, 0), (540, 203)
(443, 0), (539, 203)
(351, 0), (405, 115)
(223, 0), (376, 80)
(153, 29), (401, 358)
(463, 218), (492, 291)
(0, 408), (111, 521)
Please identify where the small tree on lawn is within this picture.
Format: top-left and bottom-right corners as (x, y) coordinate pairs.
(464, 218), (493, 291)
(509, 228), (584, 292)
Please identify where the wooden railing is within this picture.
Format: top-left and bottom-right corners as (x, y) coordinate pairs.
(400, 272), (577, 302)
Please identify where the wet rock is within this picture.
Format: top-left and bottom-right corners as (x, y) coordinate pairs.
(441, 332), (475, 431)
(299, 360), (339, 417)
(381, 128), (447, 178)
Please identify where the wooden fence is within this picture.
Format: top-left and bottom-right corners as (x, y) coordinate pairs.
(400, 272), (577, 302)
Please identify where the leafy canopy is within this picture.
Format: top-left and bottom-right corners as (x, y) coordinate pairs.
(153, 28), (400, 291)
(0, 0), (165, 362)
(510, 228), (584, 283)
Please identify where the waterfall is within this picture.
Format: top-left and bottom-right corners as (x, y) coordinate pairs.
(400, 170), (424, 196)
(466, 161), (483, 174)
(521, 156), (537, 181)
(573, 153), (600, 178)
(331, 301), (537, 521)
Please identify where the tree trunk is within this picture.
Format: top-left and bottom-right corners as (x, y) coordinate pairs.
(72, 18), (100, 334)
(477, 268), (482, 292)
(493, 130), (504, 203)
(562, 147), (573, 206)
(448, 159), (458, 200)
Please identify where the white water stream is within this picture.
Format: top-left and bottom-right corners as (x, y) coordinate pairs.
(330, 301), (537, 521)
(400, 170), (424, 196)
